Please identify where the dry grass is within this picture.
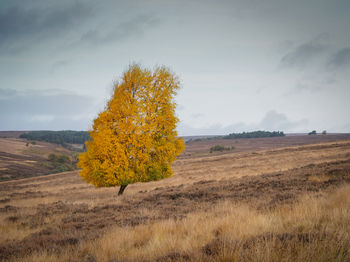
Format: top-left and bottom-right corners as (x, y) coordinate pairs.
(0, 138), (76, 181)
(1, 138), (350, 261)
(17, 185), (350, 262)
(152, 140), (350, 190)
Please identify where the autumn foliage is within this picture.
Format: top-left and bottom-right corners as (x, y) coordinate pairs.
(78, 64), (184, 194)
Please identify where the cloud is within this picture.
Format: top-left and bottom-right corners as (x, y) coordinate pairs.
(177, 104), (185, 111)
(50, 60), (70, 74)
(0, 0), (161, 54)
(259, 110), (308, 131)
(327, 47), (350, 69)
(0, 88), (16, 97)
(178, 122), (248, 136)
(280, 34), (329, 69)
(30, 114), (55, 123)
(286, 75), (336, 95)
(0, 2), (93, 52)
(191, 113), (205, 118)
(76, 14), (160, 48)
(337, 122), (350, 133)
(178, 110), (308, 136)
(0, 88), (99, 130)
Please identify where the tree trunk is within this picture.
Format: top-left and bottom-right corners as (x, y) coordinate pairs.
(118, 185), (128, 196)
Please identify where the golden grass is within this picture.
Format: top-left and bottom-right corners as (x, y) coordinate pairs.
(0, 138), (28, 155)
(17, 185), (350, 262)
(0, 208), (45, 242)
(2, 141), (349, 204)
(2, 140), (350, 261)
(171, 141), (350, 186)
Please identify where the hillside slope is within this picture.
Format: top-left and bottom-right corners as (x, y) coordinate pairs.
(1, 137), (350, 261)
(0, 138), (76, 181)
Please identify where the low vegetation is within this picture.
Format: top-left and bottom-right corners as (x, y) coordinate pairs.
(1, 135), (350, 261)
(209, 145), (234, 153)
(5, 186), (350, 262)
(42, 153), (76, 173)
(0, 138), (79, 181)
(25, 141), (36, 147)
(81, 186), (350, 262)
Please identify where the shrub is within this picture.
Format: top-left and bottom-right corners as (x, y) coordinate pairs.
(45, 153), (75, 173)
(210, 145), (233, 153)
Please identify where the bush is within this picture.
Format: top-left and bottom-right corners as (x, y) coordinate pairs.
(45, 153), (75, 173)
(308, 130), (317, 135)
(210, 145), (234, 153)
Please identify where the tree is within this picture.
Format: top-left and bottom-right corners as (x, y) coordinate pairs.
(78, 64), (185, 195)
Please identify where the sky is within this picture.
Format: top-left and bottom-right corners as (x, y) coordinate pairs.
(0, 0), (350, 135)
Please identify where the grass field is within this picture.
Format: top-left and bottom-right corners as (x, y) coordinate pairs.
(0, 138), (77, 181)
(1, 134), (350, 261)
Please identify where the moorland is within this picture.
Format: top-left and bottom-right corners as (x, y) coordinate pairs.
(1, 133), (350, 261)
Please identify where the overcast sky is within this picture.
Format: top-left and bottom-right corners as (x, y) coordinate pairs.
(1, 0), (349, 135)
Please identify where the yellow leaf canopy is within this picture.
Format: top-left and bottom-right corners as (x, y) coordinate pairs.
(78, 64), (185, 187)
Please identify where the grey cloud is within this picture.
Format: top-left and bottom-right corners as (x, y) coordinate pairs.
(337, 122), (350, 133)
(191, 113), (205, 119)
(50, 60), (70, 74)
(177, 105), (185, 111)
(0, 88), (16, 97)
(0, 88), (98, 130)
(0, 89), (92, 115)
(259, 110), (308, 131)
(178, 110), (308, 136)
(287, 75), (336, 95)
(0, 2), (93, 51)
(1, 114), (93, 131)
(280, 34), (329, 69)
(327, 47), (350, 69)
(178, 122), (248, 136)
(77, 14), (160, 47)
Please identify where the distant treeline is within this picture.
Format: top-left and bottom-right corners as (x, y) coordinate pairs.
(223, 130), (285, 139)
(186, 130), (286, 143)
(20, 131), (90, 146)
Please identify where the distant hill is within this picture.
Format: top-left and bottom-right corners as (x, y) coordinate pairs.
(0, 138), (78, 181)
(0, 131), (28, 138)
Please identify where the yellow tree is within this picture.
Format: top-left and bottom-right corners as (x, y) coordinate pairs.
(78, 64), (185, 195)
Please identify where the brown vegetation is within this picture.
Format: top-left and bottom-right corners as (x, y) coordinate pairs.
(182, 133), (350, 158)
(0, 135), (350, 261)
(0, 138), (76, 181)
